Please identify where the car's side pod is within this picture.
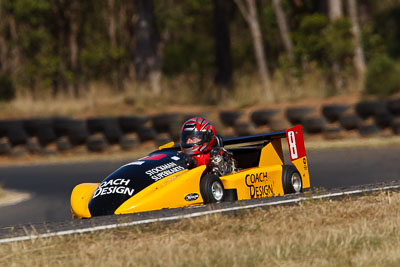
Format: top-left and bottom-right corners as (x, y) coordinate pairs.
(223, 124), (310, 191)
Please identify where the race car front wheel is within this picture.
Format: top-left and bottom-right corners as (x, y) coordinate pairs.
(200, 174), (225, 204)
(282, 165), (303, 194)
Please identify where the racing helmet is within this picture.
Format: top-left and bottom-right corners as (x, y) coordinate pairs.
(180, 117), (216, 155)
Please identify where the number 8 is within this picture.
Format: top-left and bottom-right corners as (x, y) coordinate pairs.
(288, 131), (298, 160)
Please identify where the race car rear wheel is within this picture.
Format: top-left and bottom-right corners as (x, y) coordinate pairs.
(200, 174), (225, 204)
(282, 165), (302, 194)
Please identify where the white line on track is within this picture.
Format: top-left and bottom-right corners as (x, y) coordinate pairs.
(0, 184), (399, 244)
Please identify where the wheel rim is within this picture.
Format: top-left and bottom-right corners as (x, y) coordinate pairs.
(211, 181), (224, 201)
(291, 172), (302, 192)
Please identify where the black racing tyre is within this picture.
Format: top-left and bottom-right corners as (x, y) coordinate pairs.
(392, 120), (400, 135)
(0, 121), (10, 137)
(339, 113), (362, 130)
(26, 137), (42, 154)
(152, 113), (180, 133)
(37, 127), (57, 146)
(56, 137), (72, 152)
(387, 98), (400, 116)
(0, 138), (11, 155)
(374, 110), (394, 129)
(119, 134), (139, 151)
(234, 122), (256, 136)
(321, 104), (350, 122)
(103, 126), (123, 144)
(269, 118), (291, 132)
(68, 120), (89, 146)
(155, 133), (172, 147)
(118, 115), (149, 133)
(302, 116), (327, 134)
(355, 100), (386, 119)
(285, 107), (314, 125)
(23, 118), (53, 136)
(86, 118), (106, 134)
(0, 120), (29, 146)
(53, 117), (75, 137)
(219, 111), (242, 127)
(86, 134), (109, 152)
(87, 118), (122, 144)
(200, 174), (225, 204)
(282, 165), (302, 194)
(322, 126), (343, 140)
(137, 126), (157, 142)
(250, 109), (280, 126)
(358, 123), (380, 137)
(7, 122), (29, 146)
(169, 117), (187, 142)
(10, 145), (29, 157)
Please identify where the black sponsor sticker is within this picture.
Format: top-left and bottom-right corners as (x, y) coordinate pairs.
(303, 157), (308, 170)
(245, 172), (274, 198)
(185, 193), (199, 202)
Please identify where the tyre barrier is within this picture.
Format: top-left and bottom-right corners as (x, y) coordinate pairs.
(355, 100), (386, 119)
(250, 109), (280, 126)
(220, 111), (242, 127)
(0, 97), (400, 157)
(285, 107), (315, 125)
(321, 104), (350, 122)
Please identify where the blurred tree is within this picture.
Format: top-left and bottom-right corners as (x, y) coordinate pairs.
(134, 0), (161, 95)
(66, 0), (81, 97)
(272, 0), (293, 62)
(213, 0), (233, 100)
(0, 4), (8, 72)
(328, 0), (346, 92)
(346, 0), (366, 81)
(365, 55), (400, 96)
(234, 0), (274, 101)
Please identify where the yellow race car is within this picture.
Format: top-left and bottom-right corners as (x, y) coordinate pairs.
(71, 125), (310, 218)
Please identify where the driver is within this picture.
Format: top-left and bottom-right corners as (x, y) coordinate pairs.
(180, 117), (217, 169)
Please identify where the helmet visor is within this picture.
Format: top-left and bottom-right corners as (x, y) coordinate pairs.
(181, 130), (207, 148)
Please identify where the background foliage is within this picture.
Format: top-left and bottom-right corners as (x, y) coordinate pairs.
(0, 0), (400, 103)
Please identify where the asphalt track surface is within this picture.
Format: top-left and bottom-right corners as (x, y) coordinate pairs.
(0, 146), (399, 228)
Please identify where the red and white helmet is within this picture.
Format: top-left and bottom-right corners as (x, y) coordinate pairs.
(180, 117), (216, 155)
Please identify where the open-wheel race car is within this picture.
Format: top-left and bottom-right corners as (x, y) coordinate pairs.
(71, 125), (310, 218)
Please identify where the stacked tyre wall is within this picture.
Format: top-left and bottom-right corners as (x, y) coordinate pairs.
(1, 98), (400, 157)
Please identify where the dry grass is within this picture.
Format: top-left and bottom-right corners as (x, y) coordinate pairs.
(0, 72), (361, 119)
(1, 191), (400, 266)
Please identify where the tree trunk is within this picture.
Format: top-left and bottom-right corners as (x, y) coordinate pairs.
(347, 0), (366, 81)
(234, 0), (274, 101)
(328, 0), (343, 20)
(0, 6), (8, 72)
(328, 0), (345, 92)
(107, 0), (117, 50)
(272, 0), (294, 61)
(213, 0), (233, 100)
(67, 0), (81, 97)
(134, 0), (161, 95)
(8, 12), (20, 77)
(124, 0), (136, 81)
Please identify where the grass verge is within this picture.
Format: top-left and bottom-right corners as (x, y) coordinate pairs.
(1, 191), (400, 266)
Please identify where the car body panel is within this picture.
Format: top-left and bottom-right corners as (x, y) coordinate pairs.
(70, 183), (99, 218)
(70, 125), (311, 219)
(115, 165), (206, 214)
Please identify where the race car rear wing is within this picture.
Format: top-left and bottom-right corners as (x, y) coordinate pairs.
(222, 130), (286, 146)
